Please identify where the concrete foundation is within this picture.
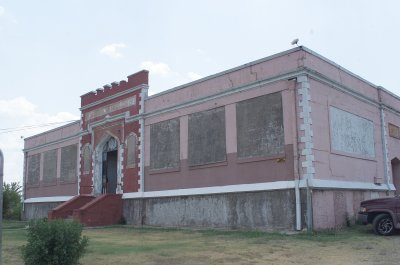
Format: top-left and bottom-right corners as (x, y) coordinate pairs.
(23, 202), (64, 220)
(123, 189), (302, 230)
(312, 189), (392, 230)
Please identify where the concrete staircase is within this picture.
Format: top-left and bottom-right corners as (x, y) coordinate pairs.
(48, 194), (123, 226)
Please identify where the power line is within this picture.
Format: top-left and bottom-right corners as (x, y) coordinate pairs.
(0, 120), (79, 134)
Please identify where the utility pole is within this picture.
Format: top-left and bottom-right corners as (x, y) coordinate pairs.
(0, 149), (4, 265)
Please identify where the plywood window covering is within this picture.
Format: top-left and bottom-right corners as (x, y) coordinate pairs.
(188, 107), (226, 166)
(150, 118), (180, 170)
(43, 149), (57, 184)
(236, 93), (284, 159)
(27, 154), (40, 185)
(60, 144), (78, 182)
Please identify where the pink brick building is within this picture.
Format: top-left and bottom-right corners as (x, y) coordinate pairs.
(23, 46), (400, 230)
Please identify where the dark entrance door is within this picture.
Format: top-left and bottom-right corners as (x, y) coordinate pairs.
(106, 150), (118, 194)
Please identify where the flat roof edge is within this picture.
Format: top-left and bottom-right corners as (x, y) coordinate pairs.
(146, 46), (400, 101)
(146, 46), (303, 100)
(23, 120), (80, 141)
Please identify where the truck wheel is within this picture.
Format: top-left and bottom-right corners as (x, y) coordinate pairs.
(372, 214), (394, 236)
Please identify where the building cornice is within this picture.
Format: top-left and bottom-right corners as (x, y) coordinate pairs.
(307, 69), (400, 115)
(23, 133), (80, 152)
(144, 68), (400, 120)
(146, 46), (399, 104)
(23, 120), (80, 141)
(147, 47), (303, 100)
(144, 69), (302, 118)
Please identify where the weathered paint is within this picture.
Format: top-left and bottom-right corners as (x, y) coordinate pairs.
(144, 79), (294, 167)
(79, 71), (148, 195)
(145, 50), (304, 113)
(123, 189), (304, 230)
(312, 189), (389, 229)
(24, 121), (80, 150)
(330, 106), (375, 158)
(24, 202), (64, 220)
(22, 47), (400, 230)
(24, 122), (80, 199)
(145, 145), (294, 191)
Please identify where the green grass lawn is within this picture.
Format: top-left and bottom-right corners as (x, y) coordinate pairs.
(2, 220), (28, 265)
(3, 221), (400, 265)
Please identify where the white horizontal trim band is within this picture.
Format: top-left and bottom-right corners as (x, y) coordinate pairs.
(23, 181), (395, 203)
(122, 179), (395, 199)
(24, 196), (74, 203)
(299, 179), (396, 191)
(122, 181), (295, 199)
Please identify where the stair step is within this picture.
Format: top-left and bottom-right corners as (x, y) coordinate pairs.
(48, 194), (123, 227)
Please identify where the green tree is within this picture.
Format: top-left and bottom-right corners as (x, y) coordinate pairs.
(3, 181), (22, 220)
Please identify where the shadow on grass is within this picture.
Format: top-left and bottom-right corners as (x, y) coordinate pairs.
(108, 223), (382, 243)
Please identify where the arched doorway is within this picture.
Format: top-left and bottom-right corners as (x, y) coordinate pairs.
(102, 137), (118, 194)
(93, 135), (120, 195)
(392, 158), (400, 195)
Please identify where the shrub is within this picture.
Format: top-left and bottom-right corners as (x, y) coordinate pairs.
(22, 219), (89, 265)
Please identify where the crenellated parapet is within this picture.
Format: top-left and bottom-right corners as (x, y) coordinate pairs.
(80, 70), (149, 107)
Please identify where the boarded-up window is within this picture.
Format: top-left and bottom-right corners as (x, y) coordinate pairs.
(330, 106), (375, 158)
(27, 154), (40, 185)
(82, 145), (91, 174)
(60, 144), (77, 182)
(126, 134), (137, 168)
(389, 123), (400, 139)
(188, 107), (226, 166)
(236, 93), (284, 159)
(43, 149), (57, 184)
(150, 118), (180, 170)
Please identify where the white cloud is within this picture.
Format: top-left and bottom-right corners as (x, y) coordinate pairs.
(99, 43), (127, 59)
(140, 61), (204, 95)
(195, 48), (206, 55)
(0, 6), (18, 24)
(187, 72), (202, 81)
(139, 61), (202, 81)
(0, 97), (79, 184)
(0, 97), (36, 117)
(140, 61), (171, 77)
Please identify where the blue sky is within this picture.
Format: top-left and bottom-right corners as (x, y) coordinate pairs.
(1, 0), (400, 183)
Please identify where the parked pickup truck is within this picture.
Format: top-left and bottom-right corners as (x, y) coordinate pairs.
(358, 196), (400, 236)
